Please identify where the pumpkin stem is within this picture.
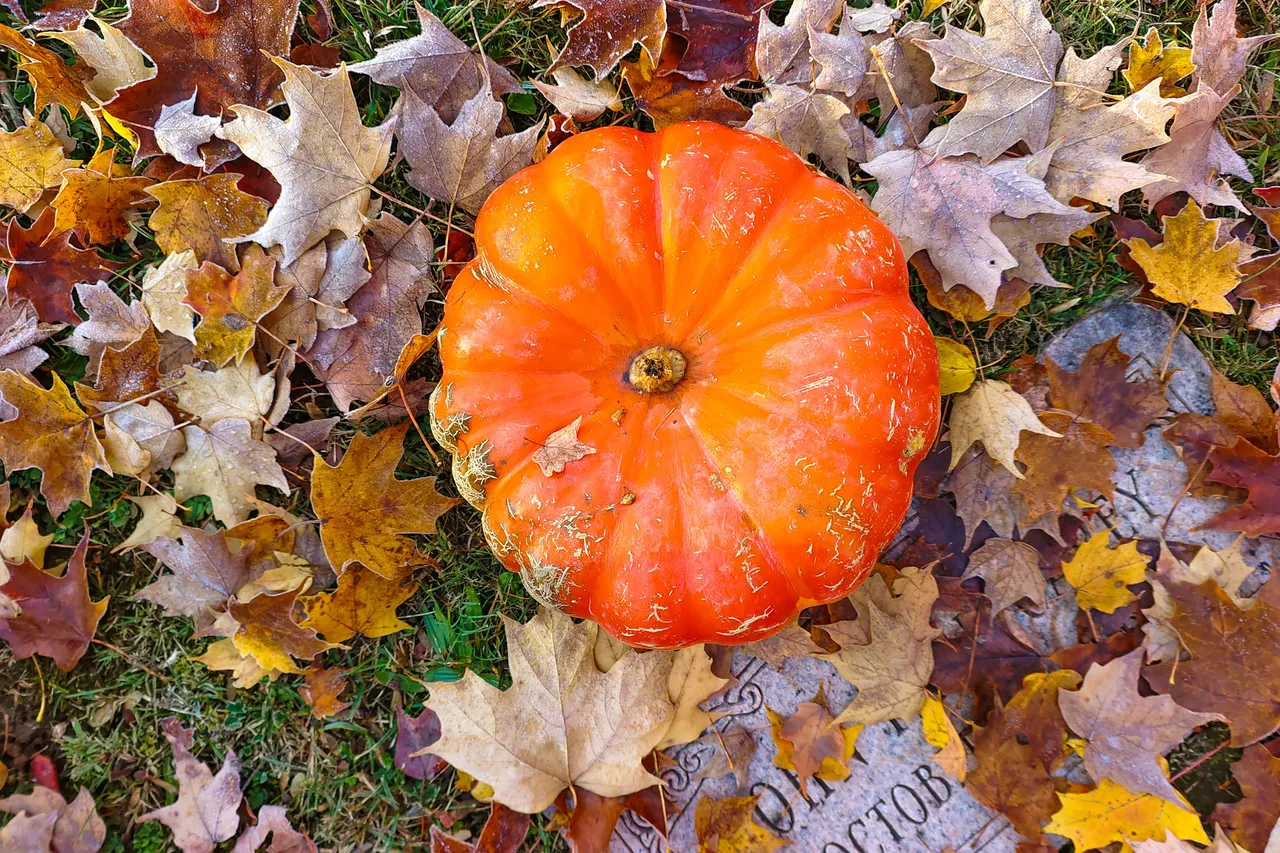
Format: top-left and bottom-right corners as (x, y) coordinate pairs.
(627, 346), (687, 394)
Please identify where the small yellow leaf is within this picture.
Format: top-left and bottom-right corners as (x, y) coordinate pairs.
(1062, 531), (1148, 613)
(935, 337), (977, 396)
(1046, 778), (1208, 852)
(1123, 28), (1195, 97)
(100, 109), (138, 146)
(1126, 201), (1242, 314)
(921, 0), (950, 15)
(921, 695), (967, 781)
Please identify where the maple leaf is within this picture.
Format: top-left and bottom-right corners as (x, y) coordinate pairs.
(864, 144), (1077, 307)
(1059, 648), (1222, 804)
(140, 718), (242, 853)
(0, 508), (54, 569)
(622, 42), (751, 128)
(47, 16), (153, 103)
(816, 577), (941, 724)
(349, 3), (520, 121)
(424, 608), (674, 813)
(535, 0), (664, 81)
(0, 371), (109, 517)
(1126, 200), (1242, 313)
(136, 527), (254, 627)
(300, 563), (416, 643)
(947, 380), (1061, 476)
(962, 538), (1045, 616)
(694, 794), (788, 853)
(919, 0), (1062, 162)
(231, 804), (317, 853)
(146, 173), (269, 273)
(0, 785), (105, 853)
(106, 0), (300, 162)
(218, 59), (393, 265)
(193, 636), (298, 688)
(65, 282), (150, 370)
(946, 446), (1019, 545)
(1212, 743), (1280, 853)
(49, 149), (154, 246)
(140, 250), (199, 343)
(558, 786), (670, 853)
(395, 707), (447, 780)
(307, 214), (436, 412)
(967, 670), (1080, 839)
(311, 422), (459, 578)
(921, 695), (966, 782)
(116, 493), (182, 551)
(1046, 337), (1168, 448)
(174, 360), (281, 436)
(1045, 778), (1208, 851)
(810, 17), (871, 98)
(184, 245), (290, 366)
(755, 0), (841, 84)
(745, 621), (823, 667)
(1201, 436), (1280, 535)
(1014, 412), (1117, 518)
(398, 85), (541, 216)
(74, 325), (170, 414)
(655, 645), (728, 748)
(0, 295), (59, 379)
(1190, 0), (1275, 96)
(1124, 29), (1193, 97)
(262, 235), (368, 356)
(0, 536), (105, 672)
(535, 68), (624, 121)
(744, 85), (856, 184)
(1, 208), (120, 324)
(171, 418), (288, 526)
(1139, 86), (1252, 210)
(0, 116), (79, 213)
(935, 337), (977, 396)
(430, 804), (530, 853)
(227, 582), (336, 673)
(1146, 581), (1280, 746)
(532, 416), (599, 477)
(1061, 531), (1148, 614)
(767, 688), (862, 795)
(0, 23), (95, 118)
(299, 666), (351, 719)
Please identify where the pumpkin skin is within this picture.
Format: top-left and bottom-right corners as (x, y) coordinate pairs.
(430, 122), (939, 648)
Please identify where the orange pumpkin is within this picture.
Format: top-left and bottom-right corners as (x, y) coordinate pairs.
(430, 122), (939, 648)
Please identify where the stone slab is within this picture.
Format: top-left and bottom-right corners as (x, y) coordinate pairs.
(611, 653), (1018, 853)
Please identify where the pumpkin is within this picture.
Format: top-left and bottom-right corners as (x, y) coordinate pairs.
(430, 122), (939, 648)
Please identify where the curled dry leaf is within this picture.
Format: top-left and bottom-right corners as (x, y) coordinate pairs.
(533, 416), (598, 476)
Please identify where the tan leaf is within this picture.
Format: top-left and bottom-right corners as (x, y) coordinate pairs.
(175, 360), (278, 436)
(139, 718), (241, 853)
(533, 416), (598, 476)
(744, 84), (855, 183)
(534, 68), (622, 121)
(1139, 86), (1252, 211)
(0, 116), (79, 213)
(0, 507), (52, 569)
(962, 538), (1045, 616)
(146, 173), (269, 273)
(115, 493), (182, 552)
(171, 418), (288, 526)
(47, 17), (153, 102)
(140, 250), (199, 343)
(658, 645), (729, 748)
(947, 379), (1061, 476)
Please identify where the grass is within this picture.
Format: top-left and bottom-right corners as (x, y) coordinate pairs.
(0, 0), (1276, 848)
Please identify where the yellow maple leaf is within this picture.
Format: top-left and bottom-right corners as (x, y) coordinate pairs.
(301, 563), (417, 644)
(1126, 201), (1241, 314)
(1062, 531), (1148, 613)
(1046, 778), (1208, 852)
(935, 337), (977, 396)
(1124, 28), (1195, 97)
(695, 794), (790, 853)
(0, 117), (79, 213)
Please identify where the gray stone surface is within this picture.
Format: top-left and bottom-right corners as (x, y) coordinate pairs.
(1041, 301), (1214, 415)
(611, 653), (1018, 853)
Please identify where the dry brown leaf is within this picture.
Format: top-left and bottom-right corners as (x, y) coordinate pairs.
(171, 418), (288, 526)
(147, 174), (269, 273)
(139, 718), (242, 853)
(1046, 337), (1168, 448)
(962, 538), (1045, 616)
(1014, 412), (1117, 518)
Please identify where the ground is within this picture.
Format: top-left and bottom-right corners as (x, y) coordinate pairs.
(0, 0), (1276, 849)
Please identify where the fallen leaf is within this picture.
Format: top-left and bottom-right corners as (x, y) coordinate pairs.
(533, 416), (598, 476)
(0, 536), (104, 672)
(261, 235), (367, 356)
(0, 116), (79, 213)
(228, 581), (336, 673)
(152, 93), (224, 168)
(0, 508), (53, 569)
(66, 282), (151, 368)
(0, 785), (105, 853)
(0, 810), (57, 850)
(962, 538), (1045, 616)
(667, 0), (765, 85)
(1139, 86), (1252, 210)
(47, 16), (153, 103)
(1146, 581), (1280, 746)
(231, 804), (317, 853)
(1212, 743), (1280, 853)
(768, 688), (862, 795)
(218, 59), (393, 265)
(1046, 337), (1168, 448)
(947, 380), (1061, 476)
(921, 695), (966, 781)
(174, 360), (278, 434)
(0, 23), (95, 117)
(395, 707), (447, 781)
(1124, 28), (1193, 96)
(1126, 200), (1242, 313)
(946, 446), (1019, 546)
(0, 296), (59, 378)
(299, 666), (351, 719)
(694, 794), (788, 853)
(171, 418), (288, 526)
(311, 422), (459, 578)
(193, 636), (296, 688)
(1, 207), (120, 324)
(184, 244), (290, 366)
(147, 173), (270, 273)
(49, 150), (154, 246)
(430, 803), (530, 853)
(534, 67), (623, 121)
(301, 563), (416, 643)
(621, 40), (751, 128)
(1059, 648), (1222, 803)
(1201, 437), (1280, 535)
(140, 717), (242, 853)
(745, 622), (823, 668)
(136, 526), (254, 626)
(1189, 0), (1274, 96)
(424, 608), (674, 813)
(115, 493), (182, 551)
(935, 337), (977, 396)
(536, 0), (664, 81)
(559, 786), (669, 853)
(1013, 412), (1117, 519)
(1045, 778), (1208, 851)
(659, 645), (729, 748)
(1061, 531), (1147, 614)
(140, 250), (200, 343)
(743, 84), (855, 183)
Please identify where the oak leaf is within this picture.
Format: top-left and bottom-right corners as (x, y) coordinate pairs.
(136, 526), (254, 626)
(1046, 337), (1168, 448)
(49, 150), (154, 246)
(107, 0), (300, 162)
(1145, 581), (1280, 746)
(962, 538), (1045, 616)
(0, 116), (79, 213)
(228, 582), (336, 673)
(1126, 200), (1242, 313)
(1013, 412), (1117, 519)
(423, 608), (675, 813)
(311, 422), (459, 578)
(1059, 648), (1222, 804)
(1061, 531), (1147, 614)
(0, 371), (109, 516)
(1, 207), (120, 324)
(0, 785), (105, 853)
(398, 85), (540, 216)
(767, 688), (862, 795)
(299, 666), (351, 719)
(300, 563), (416, 643)
(218, 59), (393, 265)
(947, 380), (1061, 476)
(1212, 743), (1280, 853)
(1045, 778), (1208, 851)
(0, 536), (104, 671)
(694, 794), (788, 853)
(919, 0), (1062, 162)
(171, 418), (288, 526)
(1201, 437), (1280, 535)
(139, 718), (242, 853)
(147, 174), (269, 273)
(1124, 29), (1193, 97)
